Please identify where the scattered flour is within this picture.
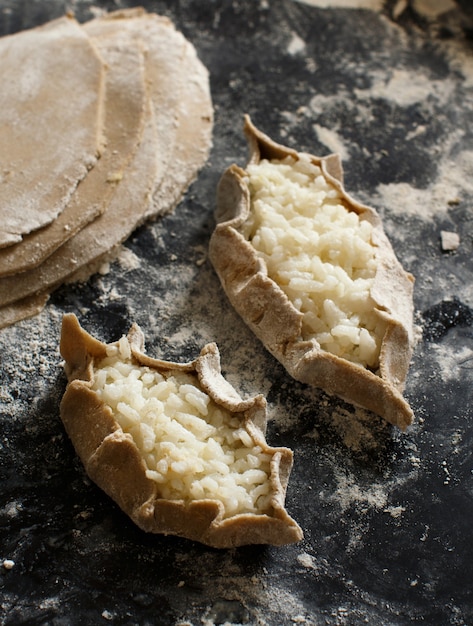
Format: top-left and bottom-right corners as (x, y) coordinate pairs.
(383, 504), (406, 518)
(294, 0), (384, 9)
(116, 245), (141, 272)
(2, 501), (22, 518)
(287, 32), (306, 56)
(376, 149), (473, 219)
(1, 4), (471, 624)
(312, 124), (350, 160)
(428, 343), (473, 383)
(297, 552), (318, 570)
(328, 470), (388, 512)
(298, 55), (473, 226)
(443, 41), (473, 88)
(294, 0), (455, 18)
(318, 461), (418, 553)
(354, 70), (457, 109)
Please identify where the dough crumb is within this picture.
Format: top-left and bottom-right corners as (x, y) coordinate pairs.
(440, 230), (460, 251)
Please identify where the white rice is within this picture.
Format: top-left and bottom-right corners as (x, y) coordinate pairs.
(92, 341), (272, 518)
(241, 156), (386, 369)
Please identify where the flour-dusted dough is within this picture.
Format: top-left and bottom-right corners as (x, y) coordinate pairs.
(59, 314), (302, 548)
(0, 29), (147, 277)
(210, 117), (415, 430)
(0, 9), (213, 324)
(0, 99), (157, 306)
(84, 8), (213, 220)
(0, 16), (106, 248)
(146, 17), (214, 219)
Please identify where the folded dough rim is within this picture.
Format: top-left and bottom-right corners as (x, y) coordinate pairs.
(209, 116), (415, 430)
(59, 313), (303, 548)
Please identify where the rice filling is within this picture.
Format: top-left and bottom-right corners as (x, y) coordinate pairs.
(91, 338), (272, 518)
(240, 156), (386, 369)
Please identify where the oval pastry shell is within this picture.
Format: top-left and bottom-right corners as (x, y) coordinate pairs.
(209, 116), (415, 430)
(59, 313), (302, 548)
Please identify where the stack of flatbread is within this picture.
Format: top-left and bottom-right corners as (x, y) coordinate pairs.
(0, 8), (213, 328)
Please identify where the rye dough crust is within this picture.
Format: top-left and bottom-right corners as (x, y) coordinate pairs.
(209, 116), (415, 430)
(59, 313), (302, 548)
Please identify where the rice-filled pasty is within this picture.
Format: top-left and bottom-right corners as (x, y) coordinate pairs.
(209, 117), (415, 430)
(59, 313), (302, 548)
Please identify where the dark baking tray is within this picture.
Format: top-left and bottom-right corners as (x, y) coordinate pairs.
(1, 1), (473, 624)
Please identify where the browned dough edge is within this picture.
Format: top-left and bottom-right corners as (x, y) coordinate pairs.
(59, 313), (303, 548)
(209, 116), (415, 431)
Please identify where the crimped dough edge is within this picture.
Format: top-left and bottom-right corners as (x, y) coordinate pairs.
(209, 116), (415, 430)
(59, 313), (302, 548)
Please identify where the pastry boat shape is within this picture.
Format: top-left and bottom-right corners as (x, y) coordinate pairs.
(209, 117), (415, 430)
(59, 313), (302, 548)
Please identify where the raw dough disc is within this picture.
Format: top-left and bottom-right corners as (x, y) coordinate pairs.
(0, 16), (106, 248)
(83, 9), (187, 205)
(88, 9), (213, 220)
(0, 9), (213, 324)
(147, 19), (214, 219)
(0, 30), (147, 277)
(0, 101), (158, 308)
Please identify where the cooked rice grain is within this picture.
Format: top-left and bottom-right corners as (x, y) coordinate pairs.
(241, 156), (386, 368)
(92, 344), (272, 517)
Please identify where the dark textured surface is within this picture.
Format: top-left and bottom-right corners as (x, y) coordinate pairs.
(1, 1), (473, 624)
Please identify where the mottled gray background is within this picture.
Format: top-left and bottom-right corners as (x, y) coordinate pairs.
(1, 1), (473, 624)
